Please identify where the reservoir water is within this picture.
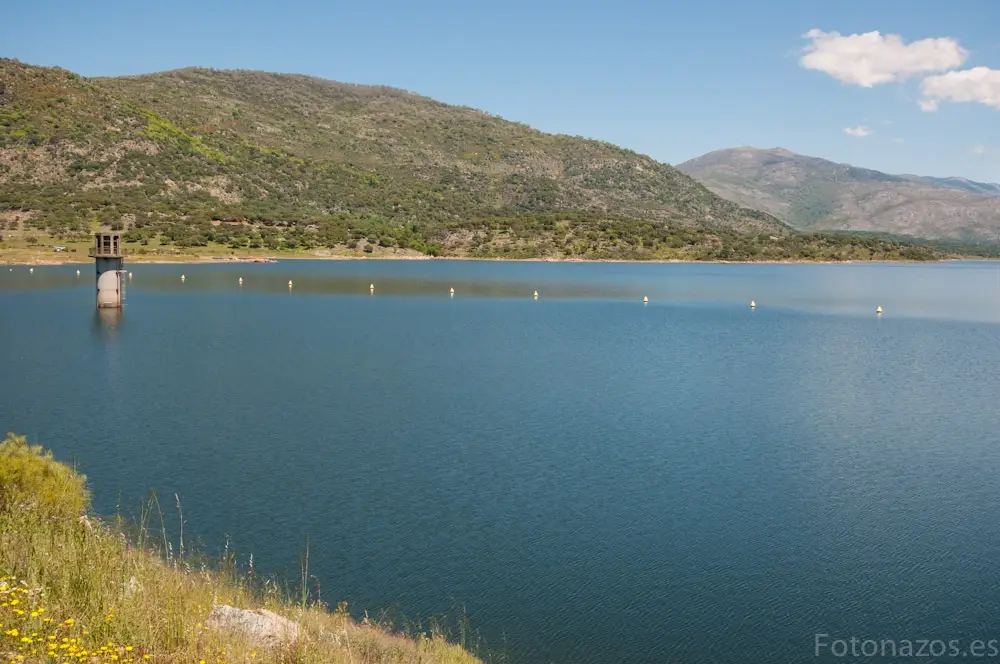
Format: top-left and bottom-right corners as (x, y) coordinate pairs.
(3, 260), (1000, 664)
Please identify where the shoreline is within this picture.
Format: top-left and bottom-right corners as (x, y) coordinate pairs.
(1, 250), (989, 267)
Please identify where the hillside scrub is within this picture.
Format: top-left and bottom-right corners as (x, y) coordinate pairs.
(0, 59), (952, 262)
(0, 433), (482, 664)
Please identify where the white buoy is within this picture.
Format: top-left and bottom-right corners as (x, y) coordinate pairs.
(76, 269), (81, 276)
(450, 287), (455, 295)
(370, 283), (375, 290)
(128, 272), (133, 279)
(750, 300), (756, 309)
(238, 277), (243, 285)
(29, 267), (33, 273)
(643, 296), (648, 304)
(876, 305), (883, 315)
(288, 280), (293, 288)
(181, 274), (185, 281)
(533, 290), (539, 299)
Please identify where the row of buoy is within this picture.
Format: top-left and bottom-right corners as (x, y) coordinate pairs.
(2, 268), (888, 315)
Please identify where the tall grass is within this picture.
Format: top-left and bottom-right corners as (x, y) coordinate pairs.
(0, 433), (483, 664)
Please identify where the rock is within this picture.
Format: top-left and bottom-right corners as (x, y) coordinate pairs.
(204, 604), (300, 648)
(78, 515), (93, 530)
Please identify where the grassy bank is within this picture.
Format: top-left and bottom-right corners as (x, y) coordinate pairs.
(0, 234), (974, 267)
(0, 433), (482, 664)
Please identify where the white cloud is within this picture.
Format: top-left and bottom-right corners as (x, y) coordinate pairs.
(918, 99), (939, 112)
(972, 144), (987, 154)
(843, 125), (873, 137)
(920, 67), (1000, 110)
(800, 28), (968, 87)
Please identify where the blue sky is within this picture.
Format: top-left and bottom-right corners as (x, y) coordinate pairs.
(3, 0), (999, 181)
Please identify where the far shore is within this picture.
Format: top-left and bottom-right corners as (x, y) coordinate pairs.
(1, 248), (991, 267)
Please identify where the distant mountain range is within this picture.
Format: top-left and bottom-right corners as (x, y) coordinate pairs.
(902, 175), (1000, 197)
(0, 59), (952, 262)
(677, 147), (1000, 241)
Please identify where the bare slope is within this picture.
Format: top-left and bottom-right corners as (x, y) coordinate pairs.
(677, 147), (1000, 241)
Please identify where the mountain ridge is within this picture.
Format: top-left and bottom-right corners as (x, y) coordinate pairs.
(677, 147), (1000, 241)
(0, 60), (946, 261)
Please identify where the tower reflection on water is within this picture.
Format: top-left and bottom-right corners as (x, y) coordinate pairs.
(93, 307), (123, 339)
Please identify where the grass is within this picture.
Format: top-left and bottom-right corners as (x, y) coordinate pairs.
(0, 224), (964, 265)
(0, 433), (484, 664)
(0, 234), (431, 265)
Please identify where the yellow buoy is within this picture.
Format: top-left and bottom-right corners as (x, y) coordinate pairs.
(370, 283), (375, 290)
(643, 296), (648, 303)
(876, 305), (883, 315)
(750, 300), (756, 308)
(128, 272), (133, 279)
(450, 287), (455, 294)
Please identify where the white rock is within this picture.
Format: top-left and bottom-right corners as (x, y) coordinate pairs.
(205, 604), (300, 647)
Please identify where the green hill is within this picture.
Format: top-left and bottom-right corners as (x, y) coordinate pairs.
(0, 60), (943, 261)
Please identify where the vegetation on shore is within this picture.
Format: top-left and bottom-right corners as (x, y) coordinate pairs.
(0, 59), (961, 262)
(0, 433), (483, 664)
